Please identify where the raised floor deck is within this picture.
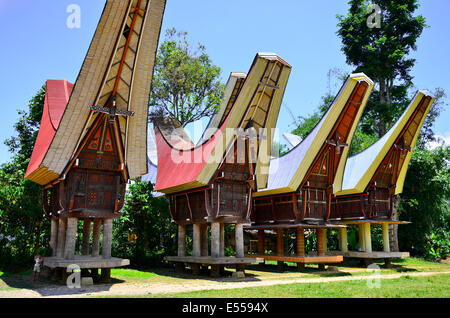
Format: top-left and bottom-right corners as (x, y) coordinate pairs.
(165, 256), (263, 265)
(246, 254), (343, 264)
(328, 251), (410, 259)
(43, 256), (130, 269)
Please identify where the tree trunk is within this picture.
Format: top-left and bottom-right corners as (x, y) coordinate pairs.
(389, 195), (400, 252)
(377, 78), (387, 137)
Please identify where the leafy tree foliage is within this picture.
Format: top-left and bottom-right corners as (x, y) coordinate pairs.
(149, 28), (225, 127)
(288, 0), (449, 259)
(0, 85), (49, 272)
(291, 94), (334, 139)
(399, 146), (450, 259)
(337, 0), (427, 137)
(112, 181), (177, 266)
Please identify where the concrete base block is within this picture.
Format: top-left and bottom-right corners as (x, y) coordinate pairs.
(81, 277), (94, 286)
(327, 266), (339, 272)
(232, 271), (245, 279)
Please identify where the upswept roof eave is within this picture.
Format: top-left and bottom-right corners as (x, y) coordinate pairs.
(338, 90), (434, 196)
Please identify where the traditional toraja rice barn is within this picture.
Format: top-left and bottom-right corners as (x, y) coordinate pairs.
(153, 54), (292, 277)
(246, 74), (374, 269)
(25, 0), (166, 282)
(327, 91), (435, 266)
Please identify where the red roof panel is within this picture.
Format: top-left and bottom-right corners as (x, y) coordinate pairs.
(25, 80), (74, 179)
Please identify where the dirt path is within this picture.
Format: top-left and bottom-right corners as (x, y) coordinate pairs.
(1, 271), (449, 298)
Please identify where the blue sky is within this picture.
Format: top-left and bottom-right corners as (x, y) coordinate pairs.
(0, 0), (449, 164)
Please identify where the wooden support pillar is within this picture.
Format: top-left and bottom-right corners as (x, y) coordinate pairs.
(211, 223), (220, 258)
(82, 219), (91, 256)
(257, 230), (265, 254)
(201, 224), (209, 256)
(382, 223), (390, 252)
(317, 228), (325, 256)
(296, 228), (305, 270)
(235, 224), (244, 258)
(296, 228), (305, 256)
(219, 224), (225, 257)
(338, 227), (348, 252)
(358, 224), (366, 252)
(211, 265), (221, 277)
(193, 224), (201, 257)
(91, 219), (102, 257)
(363, 222), (372, 253)
(277, 229), (284, 268)
(100, 268), (111, 283)
(56, 218), (67, 258)
(64, 218), (77, 260)
(178, 225), (186, 257)
(102, 219), (113, 258)
(49, 218), (59, 257)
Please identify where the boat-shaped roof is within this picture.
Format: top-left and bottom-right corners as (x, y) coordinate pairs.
(254, 73), (374, 196)
(154, 53), (292, 194)
(338, 90), (435, 196)
(25, 0), (166, 185)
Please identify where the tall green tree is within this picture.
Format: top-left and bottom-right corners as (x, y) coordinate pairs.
(337, 0), (431, 250)
(112, 181), (176, 266)
(0, 85), (49, 271)
(399, 146), (450, 259)
(149, 28), (225, 127)
(337, 0), (427, 137)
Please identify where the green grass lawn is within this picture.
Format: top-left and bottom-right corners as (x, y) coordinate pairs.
(141, 274), (450, 298)
(1, 257), (448, 297)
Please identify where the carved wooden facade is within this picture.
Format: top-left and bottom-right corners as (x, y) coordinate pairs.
(331, 94), (433, 221)
(168, 135), (254, 225)
(43, 115), (126, 219)
(252, 80), (370, 224)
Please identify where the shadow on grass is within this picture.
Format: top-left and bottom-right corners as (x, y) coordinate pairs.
(139, 265), (263, 283)
(0, 269), (126, 297)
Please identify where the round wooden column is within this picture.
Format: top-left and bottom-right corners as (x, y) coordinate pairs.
(235, 224), (244, 258)
(382, 223), (390, 252)
(102, 219), (113, 259)
(201, 224), (209, 256)
(82, 219), (91, 256)
(64, 218), (77, 260)
(277, 229), (284, 268)
(193, 224), (201, 257)
(296, 228), (305, 270)
(49, 218), (59, 257)
(317, 228), (326, 256)
(257, 230), (265, 255)
(56, 218), (67, 258)
(178, 225), (186, 257)
(211, 223), (220, 258)
(91, 219), (102, 257)
(338, 227), (348, 252)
